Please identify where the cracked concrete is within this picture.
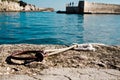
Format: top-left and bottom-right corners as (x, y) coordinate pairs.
(0, 68), (120, 80)
(39, 68), (120, 80)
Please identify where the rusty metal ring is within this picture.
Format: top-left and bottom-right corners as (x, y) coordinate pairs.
(6, 50), (44, 65)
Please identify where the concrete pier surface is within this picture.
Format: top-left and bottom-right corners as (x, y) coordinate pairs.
(1, 68), (120, 80)
(65, 1), (120, 14)
(0, 44), (120, 80)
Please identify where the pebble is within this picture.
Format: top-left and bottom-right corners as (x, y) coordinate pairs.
(7, 67), (11, 71)
(80, 55), (88, 60)
(0, 72), (3, 75)
(33, 73), (37, 75)
(4, 72), (9, 75)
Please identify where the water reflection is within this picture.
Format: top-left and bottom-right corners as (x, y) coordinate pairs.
(52, 14), (84, 45)
(83, 14), (120, 45)
(0, 12), (19, 16)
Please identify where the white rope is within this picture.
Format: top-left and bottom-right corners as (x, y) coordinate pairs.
(73, 43), (96, 51)
(44, 43), (105, 56)
(46, 44), (77, 56)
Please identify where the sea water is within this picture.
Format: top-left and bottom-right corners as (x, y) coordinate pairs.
(0, 12), (120, 45)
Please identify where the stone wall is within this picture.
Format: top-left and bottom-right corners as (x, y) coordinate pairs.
(84, 1), (120, 14)
(66, 1), (120, 14)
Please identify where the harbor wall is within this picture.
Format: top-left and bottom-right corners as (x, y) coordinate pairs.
(66, 1), (120, 14)
(84, 1), (120, 14)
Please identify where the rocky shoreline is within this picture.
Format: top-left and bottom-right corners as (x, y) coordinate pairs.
(0, 1), (54, 12)
(0, 44), (120, 80)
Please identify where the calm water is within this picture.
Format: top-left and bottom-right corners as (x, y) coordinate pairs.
(0, 12), (120, 45)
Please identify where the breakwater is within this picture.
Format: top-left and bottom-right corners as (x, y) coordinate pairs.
(66, 1), (120, 14)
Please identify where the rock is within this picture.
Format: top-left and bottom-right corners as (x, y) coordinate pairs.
(0, 1), (54, 12)
(18, 1), (27, 7)
(0, 1), (21, 11)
